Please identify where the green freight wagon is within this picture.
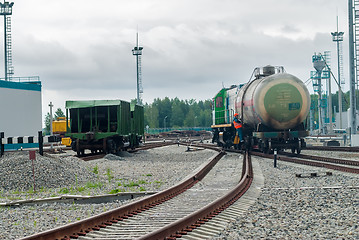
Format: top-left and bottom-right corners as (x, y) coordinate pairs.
(65, 100), (144, 156)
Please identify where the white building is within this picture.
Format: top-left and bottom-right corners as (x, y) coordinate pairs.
(0, 79), (42, 149)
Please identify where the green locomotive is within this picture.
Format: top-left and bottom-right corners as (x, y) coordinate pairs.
(65, 100), (144, 156)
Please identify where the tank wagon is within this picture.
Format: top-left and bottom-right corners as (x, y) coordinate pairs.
(65, 100), (144, 156)
(212, 65), (310, 154)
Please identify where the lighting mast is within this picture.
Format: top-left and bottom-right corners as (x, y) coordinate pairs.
(0, 1), (14, 81)
(132, 32), (143, 105)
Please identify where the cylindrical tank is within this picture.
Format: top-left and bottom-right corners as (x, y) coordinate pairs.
(235, 73), (310, 130)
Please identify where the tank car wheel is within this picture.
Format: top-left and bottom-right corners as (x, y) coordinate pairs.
(263, 140), (271, 154)
(296, 144), (301, 155)
(291, 147), (295, 154)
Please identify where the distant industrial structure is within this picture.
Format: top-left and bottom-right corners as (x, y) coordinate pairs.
(311, 52), (332, 134)
(0, 2), (42, 150)
(132, 32), (144, 105)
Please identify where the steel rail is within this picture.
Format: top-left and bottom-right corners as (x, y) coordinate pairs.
(20, 148), (224, 240)
(252, 151), (359, 174)
(305, 145), (359, 152)
(280, 152), (359, 166)
(78, 142), (175, 160)
(138, 151), (253, 240)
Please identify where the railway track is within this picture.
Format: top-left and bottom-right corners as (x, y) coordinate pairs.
(305, 145), (359, 152)
(252, 151), (359, 174)
(21, 145), (253, 240)
(78, 141), (176, 161)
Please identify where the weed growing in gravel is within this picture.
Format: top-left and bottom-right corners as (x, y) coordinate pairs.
(145, 174), (152, 177)
(59, 187), (70, 194)
(123, 181), (139, 187)
(106, 168), (114, 183)
(139, 187), (146, 191)
(86, 181), (103, 189)
(71, 201), (78, 210)
(12, 189), (20, 194)
(77, 186), (85, 192)
(27, 187), (35, 194)
(109, 188), (125, 194)
(137, 179), (148, 185)
(33, 220), (37, 228)
(92, 165), (99, 174)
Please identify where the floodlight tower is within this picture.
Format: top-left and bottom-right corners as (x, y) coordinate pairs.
(0, 1), (14, 81)
(331, 17), (345, 129)
(132, 32), (143, 105)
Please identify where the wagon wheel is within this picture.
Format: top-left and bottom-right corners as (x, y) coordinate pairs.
(296, 142), (301, 155)
(106, 139), (116, 154)
(76, 139), (82, 157)
(264, 140), (271, 154)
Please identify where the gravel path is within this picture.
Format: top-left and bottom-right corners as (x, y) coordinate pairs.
(217, 150), (359, 239)
(0, 145), (215, 239)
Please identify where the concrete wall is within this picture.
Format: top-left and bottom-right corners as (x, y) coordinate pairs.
(0, 80), (42, 138)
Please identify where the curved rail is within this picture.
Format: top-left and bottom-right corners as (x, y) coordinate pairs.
(138, 151), (253, 240)
(21, 148), (225, 240)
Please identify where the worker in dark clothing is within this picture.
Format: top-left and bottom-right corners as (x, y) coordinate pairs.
(233, 113), (243, 142)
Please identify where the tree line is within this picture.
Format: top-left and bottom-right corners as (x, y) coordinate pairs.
(144, 97), (212, 128)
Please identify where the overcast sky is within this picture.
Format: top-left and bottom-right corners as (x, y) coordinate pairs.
(4, 0), (349, 118)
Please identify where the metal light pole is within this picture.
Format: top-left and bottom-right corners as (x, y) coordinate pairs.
(348, 0), (357, 134)
(132, 32), (143, 105)
(0, 1), (14, 81)
(164, 116), (168, 132)
(331, 18), (345, 129)
(49, 102), (53, 150)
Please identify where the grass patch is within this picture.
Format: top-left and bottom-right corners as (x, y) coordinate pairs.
(106, 169), (114, 183)
(92, 165), (99, 174)
(77, 186), (86, 192)
(86, 181), (103, 189)
(137, 180), (148, 184)
(123, 181), (139, 187)
(59, 187), (70, 194)
(109, 188), (125, 194)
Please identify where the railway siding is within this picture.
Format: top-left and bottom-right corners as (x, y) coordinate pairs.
(217, 151), (359, 239)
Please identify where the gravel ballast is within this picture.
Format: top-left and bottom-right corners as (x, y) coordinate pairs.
(217, 150), (359, 239)
(0, 145), (215, 239)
